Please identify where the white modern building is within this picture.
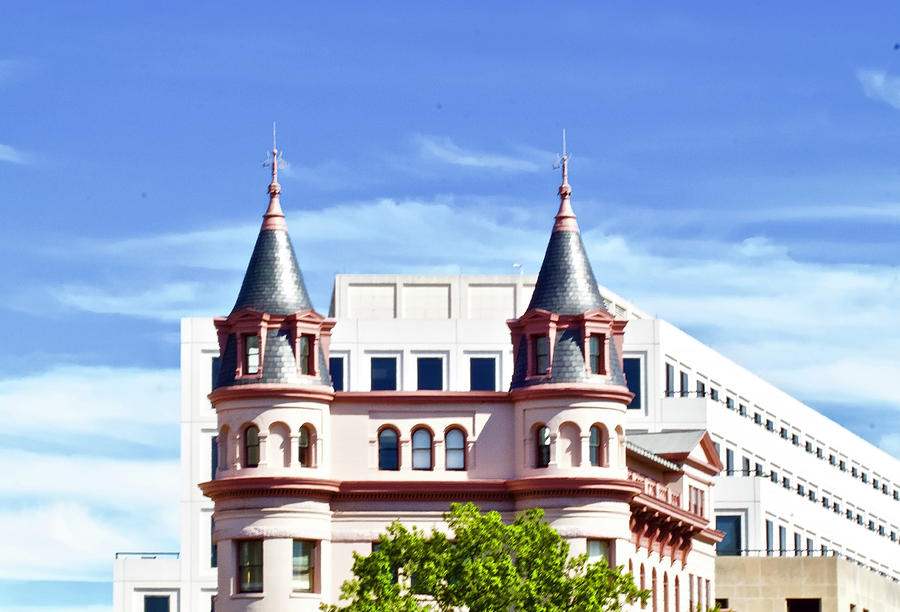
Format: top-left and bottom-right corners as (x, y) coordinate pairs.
(114, 144), (900, 612)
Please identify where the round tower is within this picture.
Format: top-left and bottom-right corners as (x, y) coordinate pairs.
(201, 141), (337, 611)
(506, 136), (637, 559)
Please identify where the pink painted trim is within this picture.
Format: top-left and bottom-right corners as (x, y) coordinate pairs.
(509, 383), (633, 403)
(335, 391), (509, 404)
(210, 384), (335, 405)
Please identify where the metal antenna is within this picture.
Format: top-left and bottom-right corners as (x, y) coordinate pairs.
(552, 129), (571, 183)
(263, 121), (286, 179)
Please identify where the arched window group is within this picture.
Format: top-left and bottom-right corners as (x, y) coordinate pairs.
(532, 422), (618, 469)
(378, 426), (468, 471)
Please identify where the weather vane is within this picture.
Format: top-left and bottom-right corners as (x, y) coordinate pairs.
(552, 128), (571, 184)
(263, 121), (286, 182)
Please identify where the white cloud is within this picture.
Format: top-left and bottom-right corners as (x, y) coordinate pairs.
(880, 433), (900, 457)
(857, 68), (900, 110)
(413, 134), (543, 172)
(0, 143), (28, 164)
(58, 281), (235, 321)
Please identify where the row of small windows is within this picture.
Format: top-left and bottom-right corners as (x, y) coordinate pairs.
(671, 363), (899, 503)
(631, 561), (710, 612)
(377, 426), (467, 471)
(721, 446), (899, 548)
(213, 424), (317, 473)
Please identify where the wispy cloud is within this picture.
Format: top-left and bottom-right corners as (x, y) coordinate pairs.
(0, 143), (28, 164)
(413, 134), (543, 172)
(857, 68), (900, 110)
(58, 281), (235, 321)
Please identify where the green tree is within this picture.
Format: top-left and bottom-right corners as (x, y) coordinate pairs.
(323, 502), (648, 612)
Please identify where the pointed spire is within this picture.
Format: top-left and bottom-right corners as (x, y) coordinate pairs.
(262, 121), (287, 231)
(553, 129), (578, 233)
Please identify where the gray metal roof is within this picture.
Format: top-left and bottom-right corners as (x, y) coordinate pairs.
(526, 230), (606, 316)
(509, 326), (626, 389)
(232, 229), (313, 315)
(627, 430), (707, 457)
(625, 441), (681, 471)
(215, 329), (331, 388)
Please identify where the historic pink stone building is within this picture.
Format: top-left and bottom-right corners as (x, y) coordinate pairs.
(199, 144), (723, 611)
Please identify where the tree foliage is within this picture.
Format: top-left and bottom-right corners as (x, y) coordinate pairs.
(323, 502), (648, 612)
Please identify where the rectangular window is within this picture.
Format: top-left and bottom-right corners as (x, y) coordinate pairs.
(696, 380), (706, 397)
(816, 447), (823, 459)
(829, 454), (836, 466)
(469, 357), (496, 391)
(716, 515), (741, 556)
(781, 427), (788, 439)
(299, 334), (314, 375)
(753, 412), (762, 425)
(680, 371), (689, 397)
(726, 397), (734, 411)
(534, 336), (550, 375)
(794, 533), (802, 555)
(862, 472), (869, 483)
(739, 404), (747, 417)
(805, 441), (813, 453)
(244, 334), (260, 375)
(783, 476), (791, 489)
(755, 462), (764, 476)
(210, 517), (217, 568)
(797, 484), (806, 497)
(822, 496), (830, 509)
(144, 596), (170, 612)
(238, 540), (263, 593)
(371, 357), (397, 391)
(623, 357), (642, 409)
(292, 540), (315, 592)
(766, 520), (774, 556)
(416, 357), (443, 390)
(792, 434), (799, 446)
(588, 334), (604, 374)
(689, 486), (705, 516)
(806, 538), (814, 556)
(833, 502), (840, 514)
(852, 467), (859, 477)
(329, 356), (344, 391)
(211, 356), (221, 390)
(809, 490), (817, 502)
(839, 460), (846, 472)
(770, 470), (779, 483)
(665, 363), (675, 397)
(710, 388), (719, 401)
(779, 526), (787, 556)
(766, 419), (774, 432)
(211, 436), (218, 479)
(726, 449), (734, 476)
(742, 457), (750, 476)
(586, 539), (610, 564)
(882, 484), (889, 495)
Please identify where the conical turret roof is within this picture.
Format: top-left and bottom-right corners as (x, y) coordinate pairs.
(231, 145), (313, 315)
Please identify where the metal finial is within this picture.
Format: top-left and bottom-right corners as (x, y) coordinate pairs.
(273, 121), (277, 152)
(553, 128), (572, 186)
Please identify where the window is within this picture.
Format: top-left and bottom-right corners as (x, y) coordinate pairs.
(679, 371), (689, 397)
(753, 412), (762, 425)
(586, 539), (609, 564)
(833, 502), (840, 514)
(770, 470), (779, 483)
(808, 490), (816, 502)
(725, 449), (734, 476)
(371, 357), (397, 391)
(378, 428), (399, 470)
(416, 357), (443, 390)
(739, 404), (747, 417)
(237, 540), (263, 593)
(779, 526), (787, 556)
(806, 538), (814, 556)
(696, 380), (706, 397)
(623, 357), (642, 409)
(689, 486), (705, 517)
(710, 388), (719, 401)
(794, 533), (801, 555)
(797, 484), (806, 497)
(665, 363), (675, 397)
(534, 336), (550, 375)
(589, 426), (607, 467)
(144, 596), (170, 612)
(780, 427), (789, 439)
(766, 419), (774, 432)
(210, 517), (217, 568)
(891, 531), (897, 542)
(588, 334), (604, 374)
(839, 460), (846, 471)
(536, 426), (550, 468)
(894, 489), (899, 500)
(329, 356), (344, 391)
(292, 540), (315, 592)
(829, 454), (836, 466)
(822, 496), (830, 509)
(766, 520), (774, 556)
(783, 476), (791, 489)
(878, 525), (885, 536)
(244, 334), (260, 375)
(786, 599), (821, 612)
(211, 436), (218, 479)
(211, 355), (221, 390)
(298, 426), (311, 467)
(716, 515), (741, 556)
(742, 456), (750, 475)
(792, 434), (799, 446)
(244, 426), (259, 468)
(805, 441), (813, 453)
(299, 334), (313, 375)
(755, 462), (764, 476)
(445, 428), (465, 470)
(846, 509), (853, 520)
(726, 397), (734, 411)
(872, 477), (879, 489)
(816, 447), (823, 459)
(411, 428), (432, 470)
(882, 484), (889, 495)
(469, 357), (496, 391)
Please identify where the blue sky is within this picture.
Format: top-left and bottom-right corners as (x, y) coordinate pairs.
(2, 2), (900, 609)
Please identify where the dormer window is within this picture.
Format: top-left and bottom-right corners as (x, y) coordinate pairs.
(244, 334), (260, 375)
(588, 334), (604, 374)
(533, 336), (550, 375)
(299, 334), (314, 375)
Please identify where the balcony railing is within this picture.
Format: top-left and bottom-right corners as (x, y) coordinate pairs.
(115, 552), (180, 559)
(628, 470), (680, 507)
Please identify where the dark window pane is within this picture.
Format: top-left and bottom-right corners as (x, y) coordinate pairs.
(665, 363), (675, 397)
(371, 357), (397, 391)
(623, 358), (642, 409)
(244, 426), (259, 467)
(329, 357), (344, 391)
(766, 520), (774, 556)
(417, 358), (442, 391)
(534, 336), (550, 374)
(210, 517), (217, 568)
(726, 449), (734, 475)
(378, 429), (399, 470)
(445, 428), (466, 470)
(211, 356), (221, 390)
(211, 436), (218, 479)
(298, 426), (310, 467)
(238, 540), (263, 593)
(716, 515), (741, 556)
(244, 334), (260, 375)
(589, 334), (603, 374)
(299, 335), (312, 375)
(536, 426), (550, 468)
(680, 371), (689, 397)
(144, 596), (170, 612)
(469, 358), (495, 391)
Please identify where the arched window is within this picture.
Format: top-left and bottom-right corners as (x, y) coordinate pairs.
(412, 428), (432, 470)
(536, 426), (550, 468)
(674, 576), (680, 612)
(378, 428), (399, 471)
(663, 572), (669, 612)
(640, 565), (646, 609)
(244, 425), (259, 468)
(590, 425), (610, 466)
(445, 428), (466, 470)
(298, 426), (311, 467)
(652, 568), (658, 612)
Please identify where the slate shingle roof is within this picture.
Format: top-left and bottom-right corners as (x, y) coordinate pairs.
(215, 329), (331, 388)
(526, 230), (606, 315)
(232, 229), (313, 315)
